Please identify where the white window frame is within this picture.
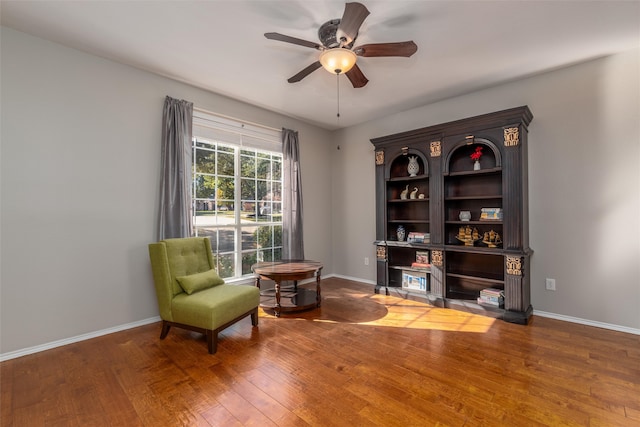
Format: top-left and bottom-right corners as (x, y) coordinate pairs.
(192, 109), (283, 283)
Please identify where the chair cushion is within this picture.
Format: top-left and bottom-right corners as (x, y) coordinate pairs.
(172, 284), (260, 330)
(176, 269), (225, 295)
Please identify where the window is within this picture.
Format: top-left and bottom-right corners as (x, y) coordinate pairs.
(192, 111), (282, 281)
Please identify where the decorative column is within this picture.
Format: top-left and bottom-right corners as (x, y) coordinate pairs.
(429, 250), (444, 298)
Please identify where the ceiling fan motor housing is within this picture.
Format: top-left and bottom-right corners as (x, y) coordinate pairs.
(318, 19), (356, 48)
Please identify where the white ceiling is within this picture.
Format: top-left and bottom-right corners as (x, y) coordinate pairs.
(2, 1), (639, 130)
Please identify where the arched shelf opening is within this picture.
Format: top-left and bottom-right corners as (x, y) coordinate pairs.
(386, 148), (429, 180)
(444, 138), (502, 175)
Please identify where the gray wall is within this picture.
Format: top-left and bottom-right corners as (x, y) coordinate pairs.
(2, 26), (639, 357)
(0, 27), (333, 355)
(331, 48), (640, 330)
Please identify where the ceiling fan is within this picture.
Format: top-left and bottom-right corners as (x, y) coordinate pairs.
(264, 2), (417, 88)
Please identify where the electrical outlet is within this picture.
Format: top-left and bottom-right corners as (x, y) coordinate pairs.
(364, 257), (369, 266)
(545, 278), (556, 291)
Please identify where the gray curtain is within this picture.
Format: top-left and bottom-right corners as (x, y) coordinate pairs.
(282, 128), (304, 260)
(157, 96), (193, 240)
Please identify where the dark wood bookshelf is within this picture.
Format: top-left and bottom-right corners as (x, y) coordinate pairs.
(371, 106), (533, 324)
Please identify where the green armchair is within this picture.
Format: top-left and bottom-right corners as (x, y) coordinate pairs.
(148, 237), (260, 354)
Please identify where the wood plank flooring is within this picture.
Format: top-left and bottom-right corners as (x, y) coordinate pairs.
(2, 278), (639, 426)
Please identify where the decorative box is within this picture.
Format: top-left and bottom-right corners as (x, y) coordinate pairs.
(402, 270), (428, 291)
(480, 208), (503, 221)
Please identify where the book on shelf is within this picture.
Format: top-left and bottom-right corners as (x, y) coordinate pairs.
(478, 296), (504, 305)
(477, 297), (503, 307)
(415, 251), (429, 264)
(410, 262), (431, 270)
(480, 287), (504, 297)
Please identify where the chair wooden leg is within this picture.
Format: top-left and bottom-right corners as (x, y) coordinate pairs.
(160, 321), (171, 340)
(159, 308), (257, 354)
(206, 330), (218, 354)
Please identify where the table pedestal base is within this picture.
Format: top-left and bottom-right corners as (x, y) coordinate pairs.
(258, 283), (319, 316)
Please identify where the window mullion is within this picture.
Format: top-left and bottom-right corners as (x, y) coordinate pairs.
(234, 145), (242, 277)
(192, 138), (197, 236)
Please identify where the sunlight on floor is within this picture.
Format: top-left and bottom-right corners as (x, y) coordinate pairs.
(314, 291), (497, 333)
(312, 310), (495, 333)
(359, 306), (496, 333)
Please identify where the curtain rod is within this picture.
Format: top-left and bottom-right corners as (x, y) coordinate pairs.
(193, 106), (281, 133)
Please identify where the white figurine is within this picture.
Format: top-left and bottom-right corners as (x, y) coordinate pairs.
(400, 185), (409, 200)
(409, 187), (418, 199)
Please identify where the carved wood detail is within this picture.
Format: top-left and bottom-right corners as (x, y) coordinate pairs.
(504, 127), (520, 147)
(375, 150), (384, 165)
(431, 250), (443, 267)
(430, 141), (441, 157)
(506, 256), (523, 276)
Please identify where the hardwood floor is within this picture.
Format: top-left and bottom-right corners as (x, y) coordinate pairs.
(2, 278), (639, 426)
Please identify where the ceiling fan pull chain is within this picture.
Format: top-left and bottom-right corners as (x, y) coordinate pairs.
(336, 73), (341, 120)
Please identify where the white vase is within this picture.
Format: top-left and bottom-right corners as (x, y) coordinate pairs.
(407, 156), (419, 177)
(396, 225), (406, 241)
(459, 210), (471, 221)
(473, 160), (481, 171)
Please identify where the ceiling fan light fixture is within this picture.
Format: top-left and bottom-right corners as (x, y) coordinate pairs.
(319, 48), (357, 75)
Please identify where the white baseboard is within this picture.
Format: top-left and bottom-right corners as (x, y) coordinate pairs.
(261, 273), (375, 286)
(289, 273), (375, 286)
(532, 310), (640, 335)
(328, 273), (377, 286)
(3, 280), (637, 361)
(0, 316), (161, 362)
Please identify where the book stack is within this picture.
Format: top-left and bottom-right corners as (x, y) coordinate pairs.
(477, 288), (504, 307)
(407, 232), (430, 243)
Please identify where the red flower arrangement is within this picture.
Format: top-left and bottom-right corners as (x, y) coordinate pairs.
(470, 146), (483, 161)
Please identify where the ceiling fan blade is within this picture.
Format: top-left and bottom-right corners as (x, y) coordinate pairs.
(345, 64), (369, 88)
(338, 2), (370, 44)
(287, 61), (323, 83)
(353, 41), (418, 57)
(265, 32), (322, 50)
